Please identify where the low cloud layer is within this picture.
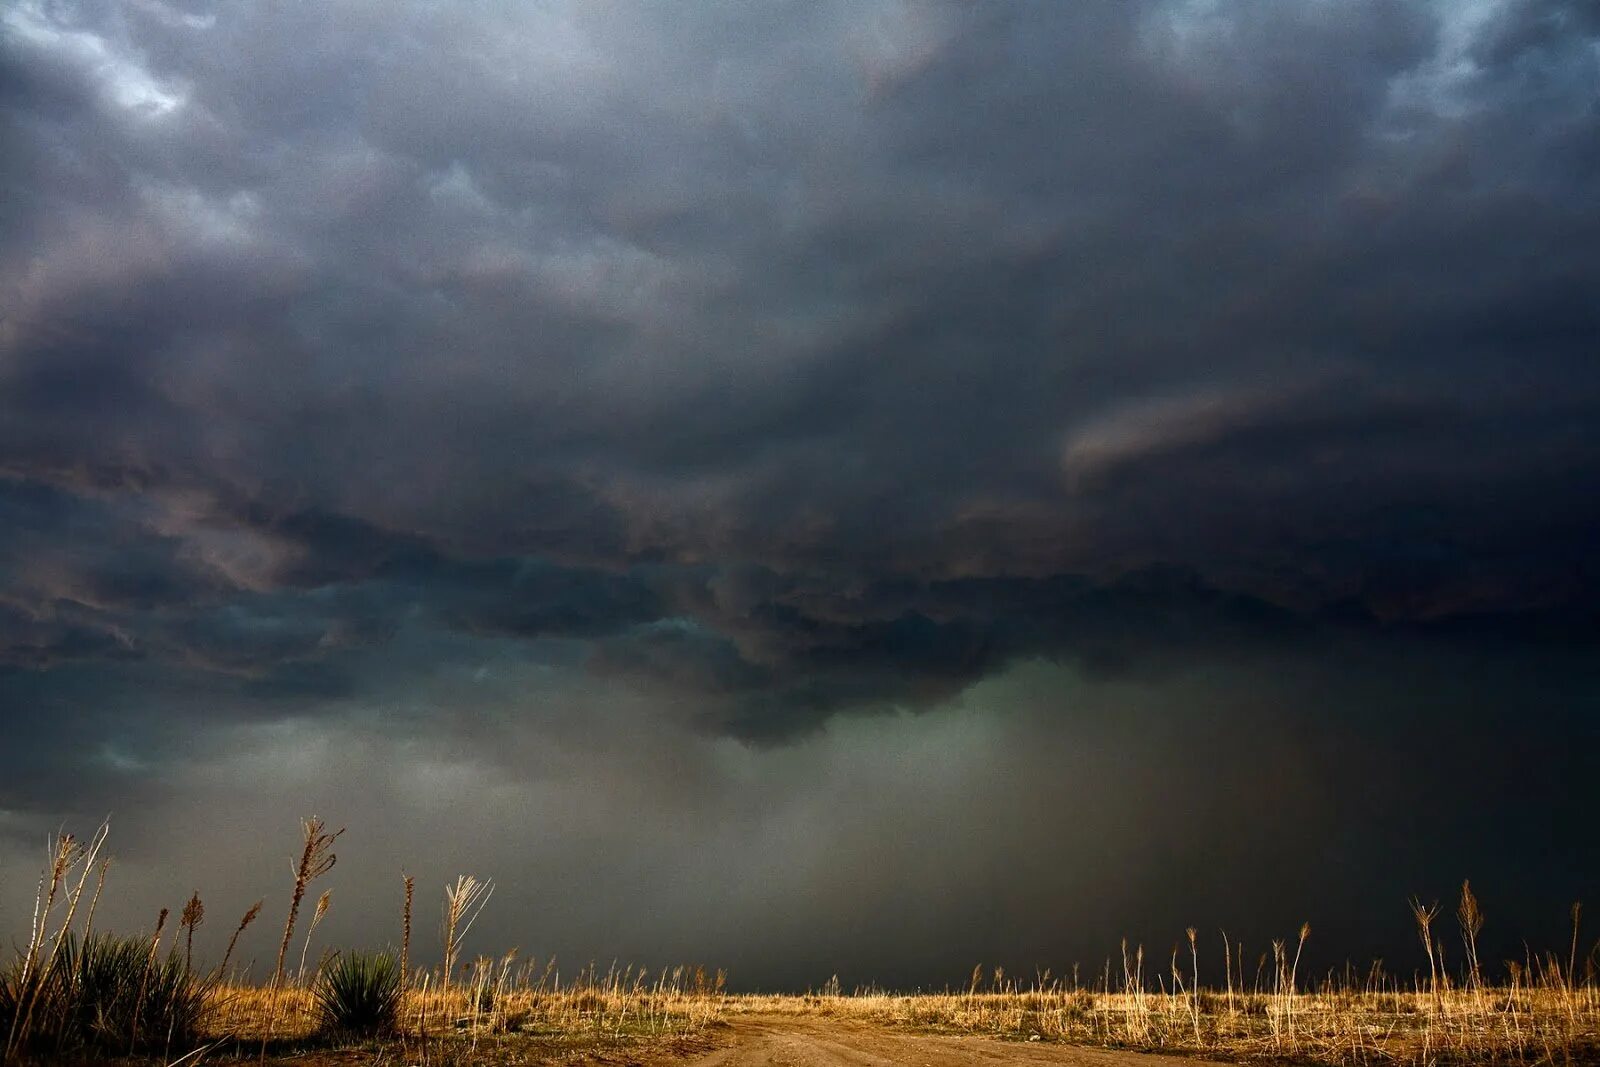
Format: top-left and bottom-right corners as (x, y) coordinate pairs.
(2, 0), (1597, 986)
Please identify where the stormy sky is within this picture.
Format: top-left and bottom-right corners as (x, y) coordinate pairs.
(2, 0), (1598, 989)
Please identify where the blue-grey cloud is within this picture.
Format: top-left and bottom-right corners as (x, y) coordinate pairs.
(1, 0), (1597, 986)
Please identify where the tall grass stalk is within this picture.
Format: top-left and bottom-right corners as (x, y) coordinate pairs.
(297, 890), (332, 986)
(401, 875), (414, 988)
(180, 892), (205, 977)
(218, 900), (263, 979)
(128, 907), (168, 1054)
(441, 875), (493, 994)
(263, 817), (341, 1052)
(4, 821), (109, 1061)
(271, 818), (342, 991)
(1411, 898), (1441, 1011)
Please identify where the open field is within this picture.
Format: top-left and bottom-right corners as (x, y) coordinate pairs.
(679, 1012), (1234, 1067)
(732, 981), (1600, 1064)
(4, 820), (1597, 1065)
(95, 980), (1600, 1065)
(202, 977), (724, 1066)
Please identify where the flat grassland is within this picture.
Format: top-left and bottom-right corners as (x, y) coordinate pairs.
(194, 968), (1600, 1066)
(5, 821), (1597, 1065)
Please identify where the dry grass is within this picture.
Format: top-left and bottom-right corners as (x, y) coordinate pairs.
(741, 980), (1599, 1064)
(1, 819), (725, 1065)
(740, 889), (1600, 1065)
(204, 961), (726, 1065)
(5, 820), (1595, 1066)
(211, 961), (726, 1040)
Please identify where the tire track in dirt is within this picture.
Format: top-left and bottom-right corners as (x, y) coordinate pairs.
(682, 1014), (1238, 1067)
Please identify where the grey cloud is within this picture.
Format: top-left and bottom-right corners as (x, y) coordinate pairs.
(2, 650), (1593, 989)
(2, 0), (1596, 690)
(1, 0), (1598, 984)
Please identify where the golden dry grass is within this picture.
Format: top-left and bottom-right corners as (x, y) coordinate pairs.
(208, 961), (726, 1043)
(737, 983), (1600, 1065)
(202, 976), (1600, 1066)
(198, 963), (726, 1065)
(6, 819), (1596, 1065)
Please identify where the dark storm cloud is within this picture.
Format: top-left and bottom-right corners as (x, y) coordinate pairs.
(2, 0), (1598, 985)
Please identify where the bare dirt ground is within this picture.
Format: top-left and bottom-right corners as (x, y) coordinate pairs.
(210, 1013), (1248, 1066)
(680, 1014), (1237, 1067)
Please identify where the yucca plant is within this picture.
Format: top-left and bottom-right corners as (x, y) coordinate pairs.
(311, 951), (402, 1037)
(0, 966), (18, 1038)
(81, 933), (208, 1053)
(1, 933), (209, 1057)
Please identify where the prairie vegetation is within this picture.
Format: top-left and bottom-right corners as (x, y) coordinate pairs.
(2, 819), (1595, 1065)
(0, 820), (723, 1065)
(756, 909), (1600, 1065)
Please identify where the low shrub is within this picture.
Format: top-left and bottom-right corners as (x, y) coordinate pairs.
(1, 933), (209, 1057)
(311, 950), (402, 1036)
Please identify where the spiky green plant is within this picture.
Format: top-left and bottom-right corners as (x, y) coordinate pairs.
(1, 933), (209, 1057)
(0, 968), (17, 1037)
(311, 951), (402, 1037)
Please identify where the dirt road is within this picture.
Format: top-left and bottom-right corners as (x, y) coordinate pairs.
(682, 1014), (1236, 1067)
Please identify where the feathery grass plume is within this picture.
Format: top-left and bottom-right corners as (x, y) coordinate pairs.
(5, 821), (108, 1062)
(401, 874), (415, 987)
(1291, 922), (1310, 994)
(1269, 939), (1288, 1050)
(5, 833), (75, 1060)
(262, 817), (341, 1055)
(179, 892), (204, 977)
(271, 817), (343, 991)
(218, 900), (262, 979)
(441, 875), (494, 994)
(1288, 922), (1310, 1042)
(297, 891), (332, 986)
(49, 844), (111, 1055)
(1458, 880), (1485, 996)
(1410, 897), (1442, 1009)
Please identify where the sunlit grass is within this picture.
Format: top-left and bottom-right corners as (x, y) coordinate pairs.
(3, 818), (1594, 1065)
(742, 979), (1600, 1064)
